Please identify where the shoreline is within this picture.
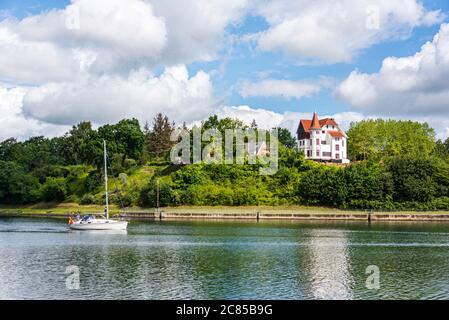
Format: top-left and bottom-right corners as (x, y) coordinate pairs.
(2, 205), (449, 222)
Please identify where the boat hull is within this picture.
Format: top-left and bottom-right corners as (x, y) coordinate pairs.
(69, 220), (128, 230)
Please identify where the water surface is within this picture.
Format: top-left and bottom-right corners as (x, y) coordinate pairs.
(1, 217), (449, 300)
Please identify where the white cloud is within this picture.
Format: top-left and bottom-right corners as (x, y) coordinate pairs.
(254, 0), (444, 64)
(238, 79), (321, 99)
(0, 0), (249, 84)
(336, 23), (449, 116)
(215, 105), (366, 135)
(0, 0), (251, 138)
(335, 23), (449, 138)
(22, 65), (216, 126)
(0, 0), (167, 84)
(0, 86), (68, 141)
(148, 0), (248, 64)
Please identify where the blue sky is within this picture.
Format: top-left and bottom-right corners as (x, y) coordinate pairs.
(1, 0), (449, 139)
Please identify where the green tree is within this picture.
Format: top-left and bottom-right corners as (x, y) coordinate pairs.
(387, 156), (438, 202)
(0, 161), (41, 204)
(41, 177), (68, 202)
(276, 128), (297, 149)
(62, 121), (101, 165)
(146, 113), (175, 159)
(98, 118), (145, 167)
(348, 119), (436, 161)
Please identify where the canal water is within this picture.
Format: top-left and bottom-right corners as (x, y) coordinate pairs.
(0, 217), (449, 300)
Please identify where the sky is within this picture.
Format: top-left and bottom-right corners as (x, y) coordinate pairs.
(1, 0), (449, 140)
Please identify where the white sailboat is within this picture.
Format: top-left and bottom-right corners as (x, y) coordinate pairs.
(69, 140), (128, 231)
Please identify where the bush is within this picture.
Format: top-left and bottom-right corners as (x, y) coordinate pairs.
(0, 161), (42, 204)
(41, 177), (67, 202)
(80, 194), (96, 205)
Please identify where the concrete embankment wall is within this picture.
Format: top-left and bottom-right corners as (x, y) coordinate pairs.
(3, 210), (449, 221)
(119, 211), (449, 222)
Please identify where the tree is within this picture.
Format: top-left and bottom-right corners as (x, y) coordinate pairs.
(276, 128), (297, 149)
(347, 120), (377, 160)
(98, 118), (145, 167)
(41, 177), (68, 202)
(251, 119), (258, 129)
(63, 121), (101, 165)
(435, 138), (449, 160)
(348, 119), (436, 161)
(387, 156), (438, 202)
(146, 113), (175, 159)
(0, 161), (41, 204)
(203, 115), (247, 132)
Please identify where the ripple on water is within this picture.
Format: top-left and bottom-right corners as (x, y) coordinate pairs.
(1, 217), (449, 299)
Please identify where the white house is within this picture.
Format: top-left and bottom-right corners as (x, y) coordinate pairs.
(297, 112), (350, 164)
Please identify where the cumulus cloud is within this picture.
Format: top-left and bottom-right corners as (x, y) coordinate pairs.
(215, 105), (366, 134)
(0, 0), (249, 84)
(0, 86), (68, 141)
(22, 65), (216, 126)
(254, 0), (444, 63)
(0, 0), (167, 84)
(238, 79), (322, 99)
(336, 23), (449, 115)
(148, 0), (248, 64)
(335, 23), (449, 137)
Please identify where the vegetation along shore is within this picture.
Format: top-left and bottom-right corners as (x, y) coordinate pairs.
(1, 113), (449, 222)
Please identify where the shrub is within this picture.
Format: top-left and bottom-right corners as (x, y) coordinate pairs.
(41, 177), (67, 202)
(80, 194), (96, 205)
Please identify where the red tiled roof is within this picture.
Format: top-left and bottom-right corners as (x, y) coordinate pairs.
(297, 115), (344, 140)
(298, 118), (338, 132)
(328, 131), (344, 138)
(320, 118), (338, 126)
(310, 112), (321, 130)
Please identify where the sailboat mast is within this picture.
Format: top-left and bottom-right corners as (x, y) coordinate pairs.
(104, 140), (109, 220)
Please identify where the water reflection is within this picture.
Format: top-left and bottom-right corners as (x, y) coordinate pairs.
(304, 229), (352, 300)
(1, 218), (449, 299)
(68, 229), (128, 236)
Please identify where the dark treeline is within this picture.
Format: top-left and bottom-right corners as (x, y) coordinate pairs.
(1, 114), (449, 211)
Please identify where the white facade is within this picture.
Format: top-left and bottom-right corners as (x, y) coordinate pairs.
(297, 114), (350, 164)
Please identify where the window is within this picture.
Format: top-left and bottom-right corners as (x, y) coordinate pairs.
(342, 140), (345, 147)
(321, 141), (327, 145)
(316, 139), (320, 145)
(316, 150), (320, 157)
(322, 131), (325, 134)
(307, 150), (312, 157)
(336, 153), (340, 159)
(336, 144), (340, 151)
(323, 152), (332, 157)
